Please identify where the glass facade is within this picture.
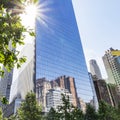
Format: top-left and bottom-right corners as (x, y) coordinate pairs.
(36, 0), (93, 110)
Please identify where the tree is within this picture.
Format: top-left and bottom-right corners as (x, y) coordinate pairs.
(98, 100), (118, 120)
(84, 104), (98, 120)
(0, 107), (8, 120)
(0, 0), (36, 76)
(71, 107), (84, 120)
(115, 102), (120, 120)
(17, 92), (42, 120)
(0, 96), (8, 105)
(0, 108), (2, 120)
(46, 94), (84, 120)
(0, 96), (8, 120)
(46, 107), (60, 120)
(57, 94), (72, 120)
(0, 2), (26, 76)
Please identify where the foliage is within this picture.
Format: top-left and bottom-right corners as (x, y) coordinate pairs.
(46, 107), (60, 120)
(0, 96), (8, 105)
(46, 94), (84, 120)
(8, 115), (16, 120)
(0, 96), (8, 120)
(0, 1), (27, 76)
(116, 102), (120, 118)
(3, 93), (120, 120)
(0, 0), (37, 77)
(46, 95), (120, 120)
(98, 100), (119, 120)
(0, 107), (8, 120)
(71, 107), (84, 120)
(0, 108), (2, 120)
(85, 104), (98, 120)
(17, 92), (42, 120)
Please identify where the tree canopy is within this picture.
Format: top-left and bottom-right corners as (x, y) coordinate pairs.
(17, 92), (42, 120)
(0, 0), (26, 76)
(0, 0), (36, 76)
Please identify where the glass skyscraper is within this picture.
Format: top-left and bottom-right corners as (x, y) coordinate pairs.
(36, 0), (94, 111)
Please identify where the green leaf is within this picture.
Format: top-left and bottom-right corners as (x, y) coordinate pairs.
(17, 63), (21, 69)
(29, 31), (35, 36)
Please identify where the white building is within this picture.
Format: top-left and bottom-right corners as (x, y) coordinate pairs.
(9, 12), (36, 103)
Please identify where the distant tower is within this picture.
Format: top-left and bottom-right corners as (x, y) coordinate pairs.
(102, 48), (120, 91)
(89, 59), (102, 79)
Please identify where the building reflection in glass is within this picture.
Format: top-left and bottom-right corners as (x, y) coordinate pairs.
(36, 0), (94, 112)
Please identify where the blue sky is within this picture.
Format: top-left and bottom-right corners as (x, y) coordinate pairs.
(72, 0), (120, 78)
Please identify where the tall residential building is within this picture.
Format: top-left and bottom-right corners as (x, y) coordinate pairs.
(89, 59), (102, 79)
(9, 20), (36, 103)
(102, 48), (120, 91)
(36, 0), (93, 111)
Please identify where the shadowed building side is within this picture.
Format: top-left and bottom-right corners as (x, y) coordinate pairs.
(92, 75), (113, 106)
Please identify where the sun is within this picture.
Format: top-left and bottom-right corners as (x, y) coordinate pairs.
(11, 0), (51, 29)
(25, 4), (37, 19)
(20, 2), (38, 28)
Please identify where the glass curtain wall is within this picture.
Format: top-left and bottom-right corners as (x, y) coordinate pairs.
(36, 0), (93, 111)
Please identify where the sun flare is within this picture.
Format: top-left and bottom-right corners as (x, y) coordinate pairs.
(11, 0), (51, 29)
(20, 2), (38, 28)
(25, 4), (37, 21)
